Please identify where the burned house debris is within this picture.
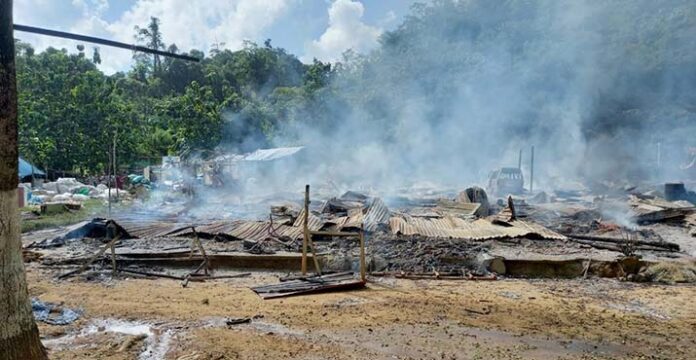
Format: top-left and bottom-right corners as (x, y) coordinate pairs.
(10, 0), (696, 357)
(27, 173), (696, 285)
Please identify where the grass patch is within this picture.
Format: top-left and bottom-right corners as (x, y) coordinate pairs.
(21, 199), (108, 233)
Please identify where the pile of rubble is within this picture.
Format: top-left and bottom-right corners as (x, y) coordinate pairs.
(27, 180), (696, 283)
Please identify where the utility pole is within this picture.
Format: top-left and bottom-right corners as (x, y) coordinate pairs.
(518, 148), (522, 170)
(0, 1), (48, 358)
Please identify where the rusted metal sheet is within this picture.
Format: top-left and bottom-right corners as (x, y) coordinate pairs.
(110, 218), (191, 239)
(629, 197), (694, 224)
(321, 197), (390, 232)
(389, 215), (565, 240)
(293, 208), (323, 230)
(251, 272), (365, 299)
(434, 199), (480, 218)
(363, 197), (390, 231)
(175, 220), (304, 241)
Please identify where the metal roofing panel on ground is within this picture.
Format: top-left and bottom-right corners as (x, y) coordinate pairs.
(363, 198), (391, 231)
(388, 215), (565, 241)
(293, 209), (324, 231)
(434, 199), (480, 217)
(173, 219), (304, 241)
(251, 272), (364, 299)
(321, 197), (390, 231)
(111, 218), (192, 239)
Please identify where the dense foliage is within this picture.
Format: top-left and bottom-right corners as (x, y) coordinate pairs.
(16, 1), (696, 180)
(16, 21), (332, 174)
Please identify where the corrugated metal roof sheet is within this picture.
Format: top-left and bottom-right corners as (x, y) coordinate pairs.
(388, 215), (565, 241)
(293, 208), (323, 231)
(363, 197), (390, 231)
(314, 197), (390, 232)
(170, 219), (303, 242)
(434, 199), (480, 218)
(242, 146), (304, 161)
(111, 218), (191, 239)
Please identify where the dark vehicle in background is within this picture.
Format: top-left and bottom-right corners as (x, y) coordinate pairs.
(487, 167), (524, 196)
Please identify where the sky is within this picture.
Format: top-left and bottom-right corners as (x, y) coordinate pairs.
(13, 0), (420, 74)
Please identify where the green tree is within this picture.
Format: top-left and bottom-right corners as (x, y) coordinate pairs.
(134, 17), (164, 76)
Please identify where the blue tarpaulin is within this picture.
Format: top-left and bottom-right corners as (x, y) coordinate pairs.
(19, 157), (45, 179)
(32, 298), (82, 325)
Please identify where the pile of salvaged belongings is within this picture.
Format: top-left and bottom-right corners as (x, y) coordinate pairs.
(28, 177), (137, 204)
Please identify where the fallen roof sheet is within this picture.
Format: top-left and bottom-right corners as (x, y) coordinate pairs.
(173, 219), (304, 241)
(111, 218), (192, 239)
(325, 197), (390, 231)
(434, 199), (481, 218)
(251, 272), (365, 299)
(363, 198), (391, 231)
(388, 215), (565, 240)
(293, 208), (324, 231)
(629, 197), (695, 224)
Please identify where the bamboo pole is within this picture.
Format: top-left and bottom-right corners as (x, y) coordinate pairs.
(308, 235), (322, 275)
(359, 225), (366, 282)
(110, 241), (117, 275)
(191, 227), (209, 275)
(302, 185), (309, 275)
(59, 234), (121, 279)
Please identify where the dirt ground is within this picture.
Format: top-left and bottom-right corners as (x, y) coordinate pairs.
(26, 264), (696, 360)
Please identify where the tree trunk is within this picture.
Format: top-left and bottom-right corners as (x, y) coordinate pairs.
(0, 1), (47, 358)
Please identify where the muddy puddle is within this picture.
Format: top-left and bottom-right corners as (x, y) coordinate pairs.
(43, 318), (173, 359)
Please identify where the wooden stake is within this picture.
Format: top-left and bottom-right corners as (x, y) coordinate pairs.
(359, 225), (366, 282)
(191, 227), (209, 274)
(583, 258), (592, 279)
(110, 241), (117, 275)
(59, 234), (121, 279)
(308, 235), (322, 275)
(302, 184), (309, 275)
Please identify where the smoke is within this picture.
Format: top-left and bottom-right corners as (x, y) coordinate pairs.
(330, 1), (691, 190)
(209, 0), (696, 203)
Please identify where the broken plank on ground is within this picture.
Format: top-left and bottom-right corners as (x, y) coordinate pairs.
(251, 272), (365, 299)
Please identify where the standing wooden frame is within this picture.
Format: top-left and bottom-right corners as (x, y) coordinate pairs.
(302, 185), (367, 282)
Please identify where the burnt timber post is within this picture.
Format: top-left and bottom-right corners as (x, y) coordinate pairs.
(302, 184), (309, 275)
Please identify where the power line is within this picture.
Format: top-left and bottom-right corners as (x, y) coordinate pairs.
(13, 24), (200, 62)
